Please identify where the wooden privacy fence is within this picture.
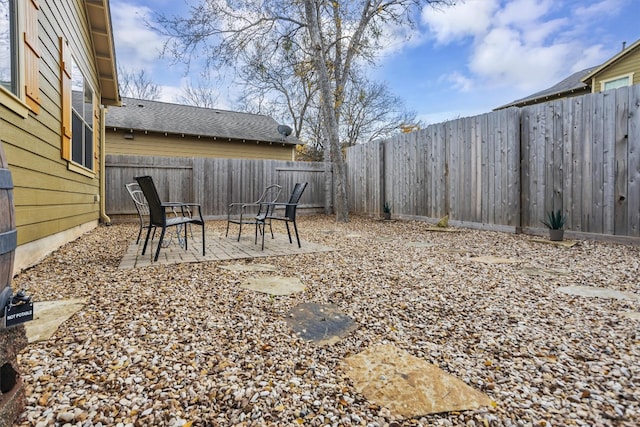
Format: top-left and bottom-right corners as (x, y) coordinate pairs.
(346, 84), (640, 239)
(106, 155), (332, 220)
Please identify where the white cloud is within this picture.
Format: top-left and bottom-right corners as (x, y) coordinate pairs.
(423, 0), (627, 94)
(111, 1), (166, 71)
(444, 71), (474, 92)
(494, 0), (554, 28)
(469, 27), (574, 90)
(422, 0), (499, 43)
(574, 0), (626, 19)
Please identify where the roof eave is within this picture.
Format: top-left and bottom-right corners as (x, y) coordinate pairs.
(494, 87), (591, 110)
(85, 0), (121, 106)
(581, 37), (640, 83)
(109, 126), (301, 146)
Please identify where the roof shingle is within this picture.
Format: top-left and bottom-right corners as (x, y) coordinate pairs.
(106, 97), (298, 145)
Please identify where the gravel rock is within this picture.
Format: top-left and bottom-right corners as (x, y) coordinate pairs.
(13, 215), (640, 426)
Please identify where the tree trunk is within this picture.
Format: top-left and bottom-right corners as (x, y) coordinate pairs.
(304, 0), (349, 222)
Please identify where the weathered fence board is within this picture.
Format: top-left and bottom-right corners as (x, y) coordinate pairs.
(347, 85), (640, 239)
(106, 155), (331, 220)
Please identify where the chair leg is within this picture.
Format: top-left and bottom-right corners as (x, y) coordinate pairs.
(201, 223), (205, 255)
(237, 221), (243, 242)
(268, 220), (274, 239)
(293, 220), (301, 248)
(154, 227), (167, 261)
(255, 221), (261, 245)
(136, 221), (143, 244)
(284, 222), (292, 244)
(184, 223), (188, 250)
(141, 225), (154, 255)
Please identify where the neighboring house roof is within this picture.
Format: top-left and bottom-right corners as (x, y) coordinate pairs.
(496, 36), (640, 110)
(581, 37), (640, 82)
(495, 66), (596, 110)
(106, 97), (299, 145)
(85, 0), (120, 106)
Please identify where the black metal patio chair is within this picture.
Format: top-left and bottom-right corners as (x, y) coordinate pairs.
(256, 182), (308, 250)
(226, 184), (282, 242)
(135, 175), (205, 261)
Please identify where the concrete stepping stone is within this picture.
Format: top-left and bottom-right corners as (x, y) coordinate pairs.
(341, 343), (492, 417)
(286, 303), (358, 346)
(240, 276), (305, 296)
(24, 298), (87, 343)
(557, 286), (639, 301)
(220, 263), (277, 272)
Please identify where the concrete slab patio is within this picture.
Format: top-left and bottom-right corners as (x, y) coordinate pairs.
(118, 231), (335, 268)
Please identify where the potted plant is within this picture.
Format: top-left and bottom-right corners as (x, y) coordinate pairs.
(383, 202), (392, 220)
(541, 209), (565, 241)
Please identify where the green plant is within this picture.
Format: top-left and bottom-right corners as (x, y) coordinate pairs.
(541, 209), (565, 230)
(383, 202), (391, 213)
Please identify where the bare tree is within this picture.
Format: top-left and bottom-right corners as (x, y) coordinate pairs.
(152, 0), (455, 222)
(236, 41), (318, 141)
(342, 74), (422, 146)
(175, 75), (219, 108)
(118, 66), (162, 100)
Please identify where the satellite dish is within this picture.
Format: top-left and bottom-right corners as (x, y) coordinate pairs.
(277, 124), (293, 138)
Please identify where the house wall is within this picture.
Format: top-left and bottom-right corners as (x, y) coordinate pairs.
(0, 0), (104, 273)
(105, 130), (296, 161)
(591, 45), (640, 92)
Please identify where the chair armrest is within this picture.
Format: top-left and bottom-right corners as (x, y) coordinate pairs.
(163, 202), (203, 221)
(260, 202), (297, 208)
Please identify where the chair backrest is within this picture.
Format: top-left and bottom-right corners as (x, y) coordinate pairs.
(262, 184), (282, 205)
(135, 176), (165, 226)
(285, 182), (308, 219)
(125, 183), (150, 216)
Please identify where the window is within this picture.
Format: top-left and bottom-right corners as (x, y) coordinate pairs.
(70, 58), (94, 170)
(0, 0), (40, 116)
(0, 0), (18, 95)
(601, 73), (633, 91)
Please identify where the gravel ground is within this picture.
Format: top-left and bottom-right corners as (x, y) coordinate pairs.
(12, 215), (640, 427)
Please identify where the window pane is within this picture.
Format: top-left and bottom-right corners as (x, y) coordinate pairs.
(71, 60), (84, 114)
(603, 76), (630, 91)
(0, 0), (17, 94)
(72, 112), (83, 164)
(83, 81), (93, 125)
(84, 127), (93, 168)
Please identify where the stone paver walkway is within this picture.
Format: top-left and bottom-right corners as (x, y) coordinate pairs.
(118, 232), (335, 269)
